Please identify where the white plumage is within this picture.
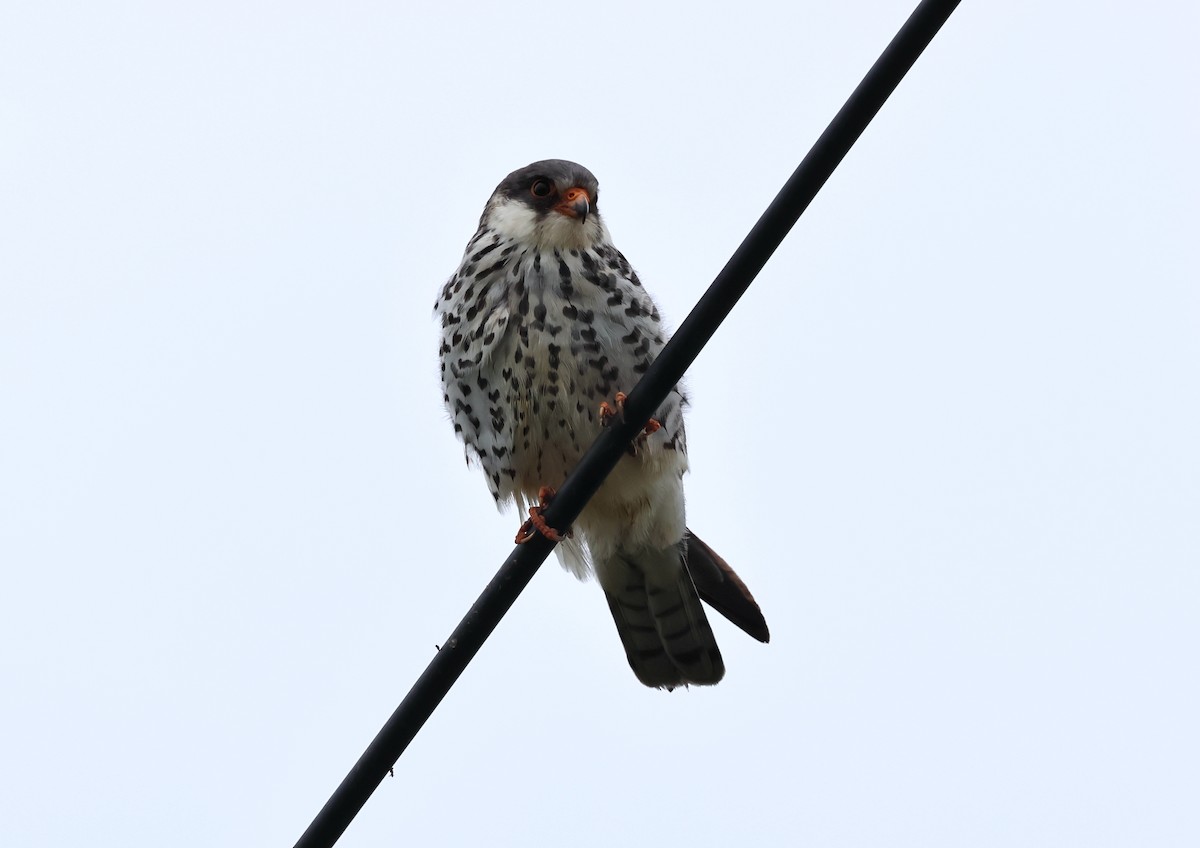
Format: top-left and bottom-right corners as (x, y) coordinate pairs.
(435, 160), (767, 688)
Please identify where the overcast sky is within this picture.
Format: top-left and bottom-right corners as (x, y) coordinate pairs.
(2, 1), (1197, 846)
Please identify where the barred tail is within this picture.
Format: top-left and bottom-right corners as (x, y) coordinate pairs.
(603, 550), (724, 690)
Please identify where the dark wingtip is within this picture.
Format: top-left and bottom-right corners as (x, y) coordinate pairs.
(746, 618), (771, 644)
(738, 612), (771, 644)
(685, 530), (770, 643)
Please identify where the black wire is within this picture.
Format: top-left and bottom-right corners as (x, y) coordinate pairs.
(293, 2), (961, 845)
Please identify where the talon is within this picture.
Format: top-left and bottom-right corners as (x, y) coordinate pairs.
(627, 416), (662, 456)
(600, 392), (629, 426)
(514, 486), (568, 544)
(599, 391), (661, 443)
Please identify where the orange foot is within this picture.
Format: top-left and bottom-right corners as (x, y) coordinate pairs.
(598, 391), (661, 436)
(515, 486), (569, 544)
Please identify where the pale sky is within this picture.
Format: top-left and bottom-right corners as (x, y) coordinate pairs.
(2, 1), (1197, 846)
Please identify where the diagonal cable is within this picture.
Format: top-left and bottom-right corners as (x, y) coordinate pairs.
(294, 1), (962, 845)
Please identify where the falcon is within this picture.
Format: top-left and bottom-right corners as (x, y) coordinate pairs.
(435, 159), (768, 688)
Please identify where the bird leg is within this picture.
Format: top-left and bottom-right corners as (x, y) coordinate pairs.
(597, 392), (623, 426)
(599, 391), (661, 435)
(515, 486), (569, 544)
(599, 392), (661, 455)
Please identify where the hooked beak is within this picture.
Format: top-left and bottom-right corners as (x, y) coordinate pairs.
(554, 186), (590, 224)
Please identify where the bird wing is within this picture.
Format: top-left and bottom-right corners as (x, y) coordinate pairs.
(685, 531), (770, 643)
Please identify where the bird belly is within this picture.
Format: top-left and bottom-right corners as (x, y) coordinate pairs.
(505, 324), (601, 497)
(511, 327), (688, 560)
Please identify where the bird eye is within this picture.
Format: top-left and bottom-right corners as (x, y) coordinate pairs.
(530, 179), (553, 198)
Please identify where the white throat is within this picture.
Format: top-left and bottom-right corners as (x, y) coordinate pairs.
(485, 197), (608, 251)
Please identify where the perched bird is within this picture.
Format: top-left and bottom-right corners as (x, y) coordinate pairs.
(435, 159), (768, 688)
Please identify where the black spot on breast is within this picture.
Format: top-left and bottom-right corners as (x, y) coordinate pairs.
(579, 327), (599, 352)
(471, 241), (500, 262)
(476, 258), (506, 281)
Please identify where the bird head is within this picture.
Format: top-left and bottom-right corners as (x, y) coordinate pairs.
(481, 159), (606, 250)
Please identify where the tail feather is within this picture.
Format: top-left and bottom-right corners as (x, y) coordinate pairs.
(646, 570), (724, 683)
(605, 583), (681, 689)
(600, 534), (767, 689)
(604, 553), (724, 690)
